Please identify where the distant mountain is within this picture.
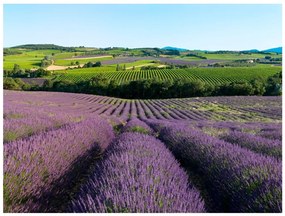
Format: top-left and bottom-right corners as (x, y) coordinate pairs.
(11, 44), (78, 52)
(161, 46), (189, 52)
(262, 47), (282, 54)
(242, 49), (259, 53)
(241, 47), (282, 54)
(12, 44), (65, 49)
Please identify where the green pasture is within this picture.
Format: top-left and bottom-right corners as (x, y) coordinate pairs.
(4, 49), (63, 69)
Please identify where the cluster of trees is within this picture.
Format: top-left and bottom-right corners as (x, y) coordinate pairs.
(11, 44), (76, 52)
(257, 56), (282, 65)
(40, 55), (53, 67)
(70, 61), (80, 66)
(186, 52), (207, 59)
(4, 64), (51, 78)
(3, 49), (23, 56)
(3, 78), (32, 90)
(5, 72), (281, 99)
(116, 64), (127, 71)
(83, 61), (102, 68)
(162, 49), (180, 56)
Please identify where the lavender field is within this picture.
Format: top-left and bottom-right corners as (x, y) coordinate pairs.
(3, 90), (282, 213)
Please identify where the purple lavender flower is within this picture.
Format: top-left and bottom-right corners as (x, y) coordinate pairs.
(69, 132), (205, 213)
(152, 122), (281, 213)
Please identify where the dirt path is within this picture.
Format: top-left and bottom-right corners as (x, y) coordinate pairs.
(157, 64), (167, 68)
(46, 64), (84, 71)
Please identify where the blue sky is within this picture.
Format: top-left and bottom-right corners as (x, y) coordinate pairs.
(4, 4), (282, 50)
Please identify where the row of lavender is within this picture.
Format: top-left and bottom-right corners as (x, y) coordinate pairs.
(4, 90), (281, 123)
(68, 118), (205, 213)
(3, 91), (96, 144)
(4, 91), (282, 212)
(4, 116), (115, 212)
(71, 94), (281, 122)
(193, 121), (282, 159)
(4, 101), (206, 213)
(145, 120), (282, 212)
(3, 106), (84, 143)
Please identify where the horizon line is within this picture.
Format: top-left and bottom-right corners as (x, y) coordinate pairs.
(4, 43), (283, 52)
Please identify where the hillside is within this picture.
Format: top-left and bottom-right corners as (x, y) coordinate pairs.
(161, 46), (189, 52)
(262, 47), (282, 54)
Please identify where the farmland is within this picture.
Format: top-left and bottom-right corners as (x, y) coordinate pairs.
(53, 66), (281, 85)
(3, 45), (283, 213)
(4, 90), (282, 213)
(3, 2), (283, 214)
(4, 47), (282, 96)
(4, 46), (281, 70)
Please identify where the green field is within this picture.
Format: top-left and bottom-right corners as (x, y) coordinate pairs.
(54, 56), (113, 66)
(53, 65), (281, 85)
(4, 47), (282, 89)
(4, 49), (63, 69)
(3, 48), (108, 69)
(4, 46), (281, 71)
(201, 53), (280, 60)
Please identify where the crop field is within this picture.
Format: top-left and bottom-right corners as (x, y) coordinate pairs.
(2, 51), (227, 70)
(4, 49), (64, 69)
(4, 47), (281, 72)
(4, 90), (281, 213)
(53, 66), (281, 85)
(54, 56), (114, 66)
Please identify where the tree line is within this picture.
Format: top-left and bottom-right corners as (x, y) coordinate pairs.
(4, 72), (282, 99)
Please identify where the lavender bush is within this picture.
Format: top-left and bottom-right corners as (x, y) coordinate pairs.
(69, 132), (205, 213)
(3, 110), (75, 143)
(221, 131), (282, 158)
(152, 122), (281, 212)
(122, 118), (154, 135)
(4, 117), (114, 213)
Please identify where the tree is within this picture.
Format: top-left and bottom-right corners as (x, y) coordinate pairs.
(265, 72), (282, 96)
(94, 61), (102, 67)
(250, 78), (266, 95)
(85, 62), (93, 68)
(4, 78), (20, 90)
(44, 55), (51, 61)
(13, 64), (20, 72)
(182, 80), (205, 97)
(218, 81), (254, 96)
(42, 79), (53, 90)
